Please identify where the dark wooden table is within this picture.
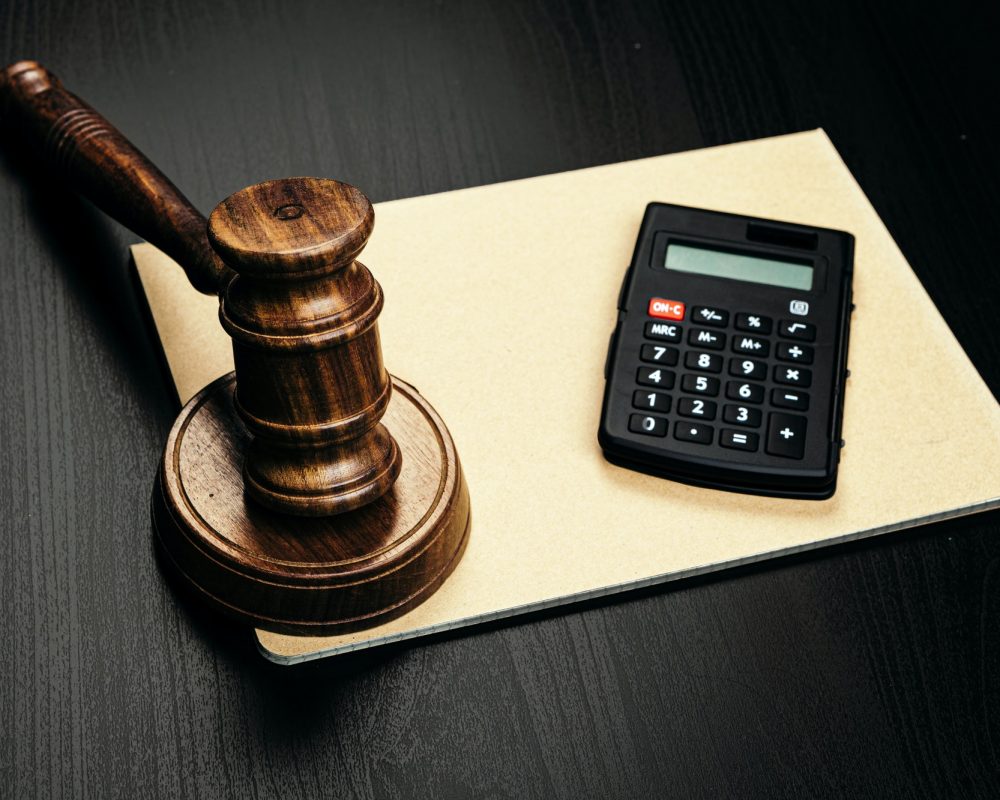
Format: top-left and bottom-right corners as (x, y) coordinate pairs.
(2, 1), (998, 797)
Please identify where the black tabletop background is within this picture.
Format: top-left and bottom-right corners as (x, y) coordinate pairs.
(2, 1), (999, 797)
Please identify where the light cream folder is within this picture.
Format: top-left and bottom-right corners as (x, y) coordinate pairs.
(134, 130), (1000, 664)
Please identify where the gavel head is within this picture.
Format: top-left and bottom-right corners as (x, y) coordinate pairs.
(208, 177), (402, 516)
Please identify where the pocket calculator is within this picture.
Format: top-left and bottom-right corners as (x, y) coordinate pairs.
(598, 203), (854, 499)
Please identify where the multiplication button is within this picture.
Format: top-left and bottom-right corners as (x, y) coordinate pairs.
(629, 414), (668, 437)
(774, 365), (811, 387)
(766, 413), (807, 459)
(674, 421), (713, 444)
(637, 366), (675, 389)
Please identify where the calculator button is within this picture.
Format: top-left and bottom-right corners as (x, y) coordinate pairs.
(725, 381), (764, 403)
(681, 374), (720, 396)
(766, 413), (807, 459)
(723, 404), (762, 427)
(728, 357), (767, 380)
(688, 328), (726, 350)
(771, 389), (810, 411)
(674, 422), (713, 444)
(692, 306), (729, 327)
(732, 335), (770, 357)
(637, 367), (675, 389)
(778, 320), (816, 341)
(774, 365), (812, 387)
(734, 313), (772, 334)
(629, 414), (668, 437)
(776, 342), (814, 364)
(684, 351), (723, 373)
(678, 397), (717, 420)
(633, 390), (671, 412)
(720, 429), (759, 451)
(644, 321), (682, 342)
(647, 298), (685, 320)
(640, 344), (679, 365)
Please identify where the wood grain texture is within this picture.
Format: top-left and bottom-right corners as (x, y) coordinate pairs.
(0, 60), (230, 294)
(211, 178), (401, 515)
(154, 373), (470, 633)
(1, 0), (998, 798)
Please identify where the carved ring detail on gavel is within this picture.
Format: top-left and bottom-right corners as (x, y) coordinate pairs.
(1, 60), (471, 635)
(210, 178), (402, 516)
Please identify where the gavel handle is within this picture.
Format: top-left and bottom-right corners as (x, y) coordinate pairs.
(0, 60), (230, 294)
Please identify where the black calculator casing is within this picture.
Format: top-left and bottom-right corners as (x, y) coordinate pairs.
(598, 203), (854, 500)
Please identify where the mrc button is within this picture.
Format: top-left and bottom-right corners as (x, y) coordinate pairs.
(647, 298), (685, 320)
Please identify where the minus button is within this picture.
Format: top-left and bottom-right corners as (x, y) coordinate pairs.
(771, 388), (809, 411)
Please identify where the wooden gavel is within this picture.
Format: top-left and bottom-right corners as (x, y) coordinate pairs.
(1, 60), (471, 634)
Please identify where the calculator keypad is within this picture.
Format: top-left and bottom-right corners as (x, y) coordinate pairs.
(640, 344), (678, 365)
(734, 313), (772, 334)
(631, 301), (813, 459)
(688, 329), (726, 349)
(629, 414), (668, 437)
(685, 351), (723, 373)
(637, 366), (675, 389)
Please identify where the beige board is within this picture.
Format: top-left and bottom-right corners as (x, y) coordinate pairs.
(134, 130), (1000, 664)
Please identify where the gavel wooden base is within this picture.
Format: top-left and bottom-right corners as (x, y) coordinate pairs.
(153, 373), (470, 634)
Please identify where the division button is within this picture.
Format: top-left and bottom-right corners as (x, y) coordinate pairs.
(640, 343), (679, 365)
(684, 351), (723, 373)
(766, 413), (807, 459)
(778, 320), (816, 341)
(644, 321), (682, 342)
(732, 335), (770, 357)
(774, 365), (812, 387)
(674, 421), (713, 444)
(688, 328), (726, 350)
(633, 390), (671, 412)
(776, 342), (814, 363)
(720, 429), (759, 451)
(692, 306), (729, 327)
(637, 366), (676, 389)
(647, 297), (686, 320)
(677, 397), (717, 420)
(771, 389), (810, 410)
(629, 414), (668, 437)
(735, 313), (772, 334)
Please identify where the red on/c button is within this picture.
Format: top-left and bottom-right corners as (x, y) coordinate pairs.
(648, 298), (685, 320)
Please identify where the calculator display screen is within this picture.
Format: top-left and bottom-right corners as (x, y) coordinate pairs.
(664, 243), (813, 291)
